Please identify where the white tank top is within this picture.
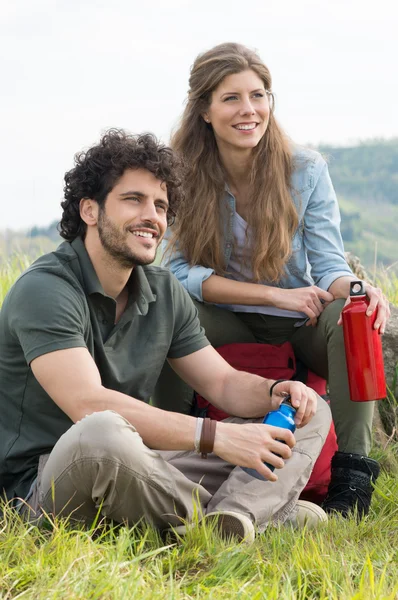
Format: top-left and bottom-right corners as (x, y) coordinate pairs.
(224, 211), (306, 319)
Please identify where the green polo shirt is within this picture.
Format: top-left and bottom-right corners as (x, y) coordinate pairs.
(0, 238), (209, 501)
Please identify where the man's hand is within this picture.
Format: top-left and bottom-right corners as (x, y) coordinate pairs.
(268, 380), (318, 427)
(170, 346), (320, 422)
(214, 421), (296, 482)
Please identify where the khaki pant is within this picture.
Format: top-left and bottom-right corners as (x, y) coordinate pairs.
(27, 402), (331, 532)
(153, 299), (375, 455)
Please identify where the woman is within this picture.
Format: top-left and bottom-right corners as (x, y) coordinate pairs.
(155, 42), (390, 518)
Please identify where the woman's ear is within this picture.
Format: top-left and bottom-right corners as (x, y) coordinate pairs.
(80, 198), (99, 226)
(202, 113), (210, 124)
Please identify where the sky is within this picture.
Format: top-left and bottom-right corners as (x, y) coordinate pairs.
(1, 0), (397, 231)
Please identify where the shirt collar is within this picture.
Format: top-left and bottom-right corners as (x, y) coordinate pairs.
(70, 237), (156, 315)
(128, 265), (156, 316)
(70, 237), (104, 296)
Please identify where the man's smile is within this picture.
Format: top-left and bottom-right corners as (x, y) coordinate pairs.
(128, 227), (159, 240)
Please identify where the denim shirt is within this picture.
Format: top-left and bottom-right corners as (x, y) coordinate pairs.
(162, 146), (352, 302)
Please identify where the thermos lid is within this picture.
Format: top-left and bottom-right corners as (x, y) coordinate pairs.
(350, 280), (366, 296)
(280, 396), (296, 415)
(281, 395), (293, 407)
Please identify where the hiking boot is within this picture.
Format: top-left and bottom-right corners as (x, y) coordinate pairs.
(286, 500), (328, 528)
(322, 451), (380, 520)
(165, 510), (255, 543)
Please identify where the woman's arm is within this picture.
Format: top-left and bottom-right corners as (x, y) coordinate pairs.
(160, 238), (214, 302)
(202, 274), (275, 305)
(162, 240), (334, 324)
(202, 274), (333, 324)
(301, 158), (354, 291)
(301, 157), (390, 331)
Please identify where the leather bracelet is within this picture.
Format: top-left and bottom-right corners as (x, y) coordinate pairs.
(200, 417), (216, 459)
(194, 418), (204, 454)
(269, 379), (287, 398)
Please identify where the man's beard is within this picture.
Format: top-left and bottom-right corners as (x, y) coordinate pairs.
(97, 209), (158, 268)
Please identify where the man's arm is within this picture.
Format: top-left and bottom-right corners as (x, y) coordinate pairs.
(31, 345), (304, 481)
(31, 347), (197, 451)
(168, 345), (318, 427)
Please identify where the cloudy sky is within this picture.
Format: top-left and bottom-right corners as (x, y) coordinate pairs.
(1, 0), (397, 230)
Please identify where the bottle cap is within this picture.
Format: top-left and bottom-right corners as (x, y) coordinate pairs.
(281, 395), (294, 408)
(350, 280), (366, 297)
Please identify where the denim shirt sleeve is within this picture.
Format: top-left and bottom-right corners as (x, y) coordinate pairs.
(303, 157), (353, 290)
(160, 238), (214, 302)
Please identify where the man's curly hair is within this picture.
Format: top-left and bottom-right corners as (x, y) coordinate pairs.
(59, 129), (185, 241)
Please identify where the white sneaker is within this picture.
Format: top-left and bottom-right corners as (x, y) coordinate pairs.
(287, 500), (328, 528)
(166, 510), (255, 543)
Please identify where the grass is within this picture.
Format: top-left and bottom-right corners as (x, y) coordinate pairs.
(1, 488), (398, 600)
(1, 252), (398, 599)
(375, 268), (398, 307)
(0, 254), (36, 307)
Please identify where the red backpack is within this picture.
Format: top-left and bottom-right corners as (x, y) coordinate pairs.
(194, 342), (338, 504)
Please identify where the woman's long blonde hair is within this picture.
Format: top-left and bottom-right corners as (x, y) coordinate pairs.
(169, 42), (298, 283)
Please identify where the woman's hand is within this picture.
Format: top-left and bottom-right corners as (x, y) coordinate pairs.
(337, 283), (390, 334)
(213, 421), (296, 481)
(270, 286), (334, 326)
(268, 379), (318, 428)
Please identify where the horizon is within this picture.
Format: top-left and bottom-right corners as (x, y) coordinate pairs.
(1, 135), (397, 235)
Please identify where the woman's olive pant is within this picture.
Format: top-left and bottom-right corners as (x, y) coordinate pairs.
(153, 299), (375, 455)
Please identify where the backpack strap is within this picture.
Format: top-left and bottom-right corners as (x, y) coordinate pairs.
(191, 393), (208, 418)
(293, 358), (329, 400)
(292, 358), (309, 384)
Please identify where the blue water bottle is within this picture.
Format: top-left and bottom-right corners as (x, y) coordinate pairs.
(242, 396), (296, 480)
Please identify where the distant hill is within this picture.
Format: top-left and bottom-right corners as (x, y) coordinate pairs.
(1, 139), (397, 272)
(0, 220), (60, 260)
(29, 221), (60, 243)
(319, 139), (398, 205)
(318, 139), (398, 272)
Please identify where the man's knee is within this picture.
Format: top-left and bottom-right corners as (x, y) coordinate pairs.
(46, 410), (145, 474)
(71, 410), (153, 468)
(42, 410), (154, 496)
(75, 410), (132, 449)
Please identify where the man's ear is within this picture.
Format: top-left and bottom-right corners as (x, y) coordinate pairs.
(80, 198), (99, 226)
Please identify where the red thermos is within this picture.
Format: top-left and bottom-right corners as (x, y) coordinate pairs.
(342, 281), (386, 402)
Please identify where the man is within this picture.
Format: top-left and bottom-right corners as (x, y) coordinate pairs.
(0, 129), (331, 542)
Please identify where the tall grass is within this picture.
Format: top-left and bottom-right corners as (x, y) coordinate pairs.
(1, 486), (398, 600)
(1, 485), (398, 599)
(375, 267), (398, 306)
(1, 252), (398, 599)
(0, 254), (36, 307)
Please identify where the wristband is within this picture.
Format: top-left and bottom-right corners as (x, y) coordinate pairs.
(194, 418), (204, 454)
(269, 379), (287, 398)
(200, 417), (217, 459)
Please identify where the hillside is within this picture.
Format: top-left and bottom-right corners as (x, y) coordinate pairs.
(319, 139), (398, 272)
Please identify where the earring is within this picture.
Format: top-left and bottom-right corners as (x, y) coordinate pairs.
(204, 117), (210, 123)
